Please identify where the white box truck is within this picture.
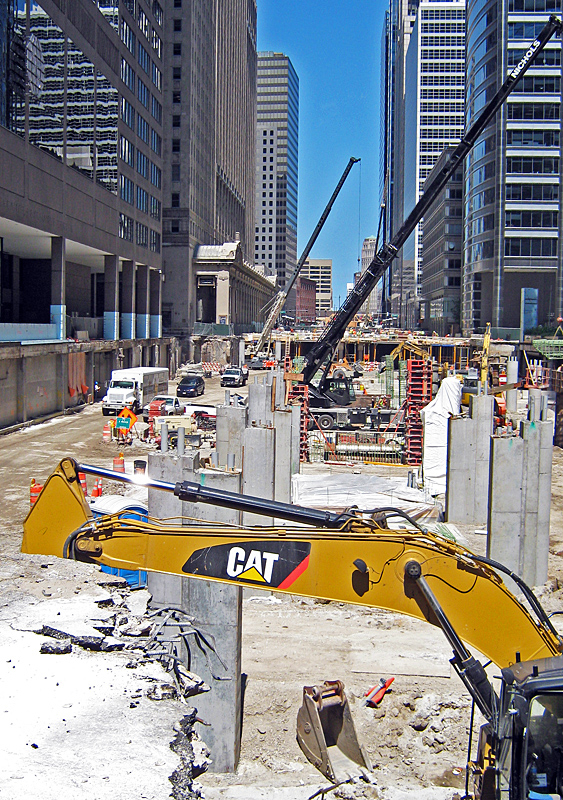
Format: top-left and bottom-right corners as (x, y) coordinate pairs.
(102, 367), (169, 416)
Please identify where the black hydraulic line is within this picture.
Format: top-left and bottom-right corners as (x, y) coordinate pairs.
(301, 15), (563, 385)
(78, 462), (354, 528)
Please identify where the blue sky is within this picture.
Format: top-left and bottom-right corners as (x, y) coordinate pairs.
(257, 0), (388, 308)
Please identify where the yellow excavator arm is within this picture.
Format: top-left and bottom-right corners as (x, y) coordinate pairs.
(22, 458), (562, 670)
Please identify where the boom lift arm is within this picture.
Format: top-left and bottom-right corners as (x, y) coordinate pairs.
(252, 157), (360, 357)
(301, 15), (563, 387)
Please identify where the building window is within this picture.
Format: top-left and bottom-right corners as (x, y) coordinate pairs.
(150, 195), (161, 220)
(151, 31), (162, 59)
(137, 114), (149, 144)
(120, 135), (135, 167)
(137, 78), (149, 109)
(172, 91), (181, 104)
(150, 230), (161, 253)
(170, 219), (180, 233)
(172, 115), (181, 128)
(173, 19), (182, 31)
(172, 139), (181, 152)
(119, 213), (134, 241)
(171, 192), (180, 207)
(151, 96), (163, 124)
(119, 174), (134, 205)
(152, 62), (162, 91)
(138, 8), (150, 39)
(121, 58), (135, 92)
(138, 42), (150, 74)
(173, 43), (182, 56)
(137, 185), (149, 213)
(121, 97), (135, 128)
(505, 238), (557, 257)
(171, 163), (180, 181)
(173, 67), (181, 80)
(174, 0), (182, 6)
(137, 150), (149, 179)
(150, 129), (162, 155)
(152, 1), (163, 27)
(150, 162), (162, 188)
(136, 221), (149, 248)
(120, 19), (135, 54)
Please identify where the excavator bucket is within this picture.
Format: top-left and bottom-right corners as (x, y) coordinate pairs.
(296, 680), (372, 783)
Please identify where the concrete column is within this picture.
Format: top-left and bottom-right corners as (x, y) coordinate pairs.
(17, 356), (26, 423)
(506, 357), (519, 413)
(247, 374), (274, 426)
(273, 409), (296, 504)
(147, 452), (242, 773)
(103, 254), (120, 340)
(242, 425), (275, 525)
(238, 339), (245, 366)
(216, 404), (247, 468)
(149, 269), (162, 338)
(136, 264), (150, 338)
(275, 340), (282, 362)
(488, 415), (554, 587)
(446, 393), (494, 525)
(50, 236), (66, 339)
(121, 260), (136, 340)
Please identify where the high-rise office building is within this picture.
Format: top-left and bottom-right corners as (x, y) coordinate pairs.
(162, 0), (272, 336)
(400, 0), (466, 328)
(254, 52), (299, 306)
(301, 258), (332, 318)
(463, 0), (563, 334)
(0, 0), (165, 339)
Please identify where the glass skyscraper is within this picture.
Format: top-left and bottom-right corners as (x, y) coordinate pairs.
(463, 0), (563, 333)
(254, 52), (298, 304)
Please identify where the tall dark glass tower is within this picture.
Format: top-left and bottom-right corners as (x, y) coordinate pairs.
(254, 52), (298, 310)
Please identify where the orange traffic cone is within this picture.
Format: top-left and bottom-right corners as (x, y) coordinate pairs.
(78, 472), (88, 496)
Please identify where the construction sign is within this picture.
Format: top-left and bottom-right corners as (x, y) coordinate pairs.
(117, 408), (138, 428)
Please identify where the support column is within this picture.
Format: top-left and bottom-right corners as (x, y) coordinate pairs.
(147, 452), (242, 773)
(242, 425), (275, 525)
(488, 411), (553, 587)
(50, 237), (66, 339)
(216, 404), (247, 468)
(121, 260), (136, 340)
(149, 269), (162, 338)
(103, 254), (120, 340)
(136, 264), (150, 338)
(445, 393), (494, 525)
(506, 356), (519, 414)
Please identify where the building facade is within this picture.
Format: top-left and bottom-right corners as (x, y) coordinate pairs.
(254, 52), (299, 307)
(420, 147), (463, 335)
(162, 0), (272, 336)
(301, 258), (332, 318)
(463, 0), (563, 335)
(359, 236), (380, 316)
(400, 0), (466, 328)
(0, 0), (165, 341)
(294, 275), (316, 324)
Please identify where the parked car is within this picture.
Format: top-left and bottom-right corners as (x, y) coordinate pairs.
(177, 374), (205, 398)
(142, 395), (182, 423)
(220, 367), (245, 388)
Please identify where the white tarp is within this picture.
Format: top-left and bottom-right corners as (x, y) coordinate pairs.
(421, 376), (462, 495)
(291, 473), (438, 523)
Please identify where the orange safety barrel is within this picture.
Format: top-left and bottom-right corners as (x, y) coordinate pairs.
(30, 479), (43, 508)
(113, 454), (125, 473)
(102, 423), (112, 443)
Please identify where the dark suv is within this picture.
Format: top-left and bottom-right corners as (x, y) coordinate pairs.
(177, 374), (205, 397)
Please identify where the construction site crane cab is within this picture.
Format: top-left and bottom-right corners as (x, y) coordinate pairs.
(21, 457), (563, 798)
(297, 15), (563, 414)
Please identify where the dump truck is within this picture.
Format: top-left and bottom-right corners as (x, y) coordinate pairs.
(22, 455), (563, 798)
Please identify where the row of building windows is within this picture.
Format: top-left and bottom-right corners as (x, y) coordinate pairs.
(420, 102), (464, 113)
(506, 182), (559, 200)
(421, 62), (465, 73)
(508, 21), (549, 39)
(118, 214), (161, 252)
(421, 36), (465, 47)
(421, 49), (465, 60)
(506, 210), (558, 227)
(421, 75), (465, 85)
(421, 88), (465, 99)
(508, 0), (561, 9)
(507, 47), (560, 65)
(421, 22), (465, 33)
(511, 75), (561, 94)
(120, 20), (161, 90)
(506, 156), (559, 173)
(507, 128), (559, 147)
(507, 102), (559, 120)
(119, 135), (162, 187)
(421, 8), (465, 18)
(505, 237), (558, 256)
(121, 94), (162, 131)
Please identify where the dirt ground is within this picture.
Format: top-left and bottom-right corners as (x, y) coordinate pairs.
(2, 386), (563, 800)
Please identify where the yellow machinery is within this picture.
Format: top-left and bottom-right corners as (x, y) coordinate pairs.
(22, 457), (563, 798)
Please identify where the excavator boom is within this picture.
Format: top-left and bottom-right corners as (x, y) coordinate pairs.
(22, 458), (562, 670)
